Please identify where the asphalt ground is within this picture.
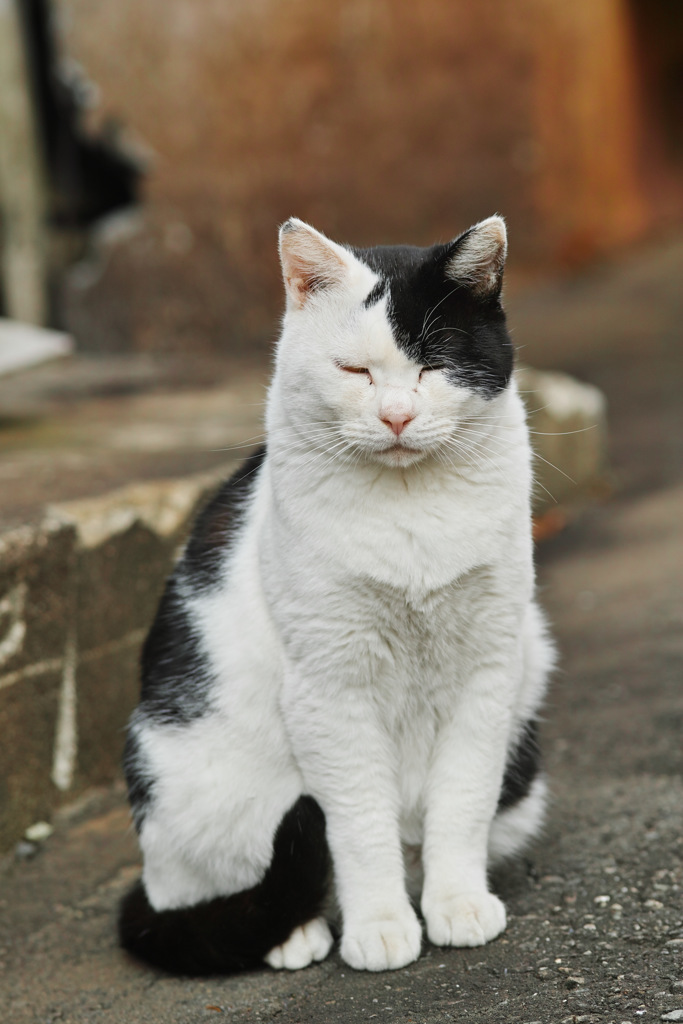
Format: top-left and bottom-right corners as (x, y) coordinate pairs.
(1, 238), (682, 1023)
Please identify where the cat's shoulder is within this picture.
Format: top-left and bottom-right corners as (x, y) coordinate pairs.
(181, 445), (267, 590)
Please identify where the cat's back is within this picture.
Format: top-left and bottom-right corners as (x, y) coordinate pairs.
(180, 445), (267, 591)
(135, 445), (272, 723)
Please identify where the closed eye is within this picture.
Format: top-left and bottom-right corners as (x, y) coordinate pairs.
(337, 363), (373, 380)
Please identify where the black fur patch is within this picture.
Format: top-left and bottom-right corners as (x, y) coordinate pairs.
(118, 796), (330, 976)
(181, 445), (266, 591)
(362, 279), (388, 308)
(353, 241), (513, 397)
(497, 720), (541, 811)
(137, 578), (215, 725)
(128, 446), (267, 731)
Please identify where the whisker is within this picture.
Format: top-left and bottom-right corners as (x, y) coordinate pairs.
(529, 450), (577, 485)
(419, 286), (462, 341)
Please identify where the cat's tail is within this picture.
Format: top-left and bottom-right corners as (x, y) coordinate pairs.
(118, 796), (331, 975)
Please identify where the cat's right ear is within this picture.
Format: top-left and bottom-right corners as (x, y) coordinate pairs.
(444, 215), (507, 298)
(279, 219), (349, 310)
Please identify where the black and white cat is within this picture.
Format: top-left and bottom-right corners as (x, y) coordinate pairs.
(119, 216), (554, 975)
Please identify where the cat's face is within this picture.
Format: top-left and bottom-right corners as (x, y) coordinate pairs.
(275, 218), (514, 468)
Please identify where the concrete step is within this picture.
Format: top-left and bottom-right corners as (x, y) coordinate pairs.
(0, 356), (606, 852)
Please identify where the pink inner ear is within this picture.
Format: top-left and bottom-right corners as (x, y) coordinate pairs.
(280, 227), (347, 307)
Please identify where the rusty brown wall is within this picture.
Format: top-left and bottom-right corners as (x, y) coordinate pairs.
(55, 0), (660, 354)
(532, 0), (646, 266)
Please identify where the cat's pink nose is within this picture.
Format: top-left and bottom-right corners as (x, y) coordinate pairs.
(382, 412), (414, 436)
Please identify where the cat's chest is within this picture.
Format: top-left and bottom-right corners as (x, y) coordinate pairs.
(352, 498), (489, 588)
(356, 571), (488, 686)
(270, 467), (519, 598)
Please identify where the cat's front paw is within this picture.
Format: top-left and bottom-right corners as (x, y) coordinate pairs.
(423, 890), (506, 947)
(265, 917), (333, 970)
(341, 909), (422, 971)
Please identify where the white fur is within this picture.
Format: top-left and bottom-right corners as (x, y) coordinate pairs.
(265, 917), (334, 970)
(488, 775), (549, 865)
(134, 222), (554, 971)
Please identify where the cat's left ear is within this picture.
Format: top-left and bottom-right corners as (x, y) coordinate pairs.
(444, 215), (507, 298)
(279, 218), (351, 310)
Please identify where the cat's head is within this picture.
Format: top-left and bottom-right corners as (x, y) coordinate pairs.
(273, 217), (514, 468)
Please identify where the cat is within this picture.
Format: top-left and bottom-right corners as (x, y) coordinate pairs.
(118, 215), (555, 975)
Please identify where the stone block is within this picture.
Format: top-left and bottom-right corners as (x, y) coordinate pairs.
(517, 367), (608, 514)
(0, 519), (76, 848)
(0, 668), (63, 848)
(51, 475), (222, 653)
(0, 471), (223, 852)
(0, 518), (75, 677)
(75, 638), (143, 789)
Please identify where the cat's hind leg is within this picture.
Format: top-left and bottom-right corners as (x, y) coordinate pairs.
(489, 773), (548, 865)
(119, 796), (331, 975)
(489, 604), (554, 866)
(264, 917), (334, 970)
(489, 719), (548, 865)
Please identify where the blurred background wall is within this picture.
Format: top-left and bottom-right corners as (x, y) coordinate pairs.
(4, 0), (683, 355)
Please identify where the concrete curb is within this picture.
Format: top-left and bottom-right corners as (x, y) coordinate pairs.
(0, 368), (607, 853)
(0, 467), (229, 850)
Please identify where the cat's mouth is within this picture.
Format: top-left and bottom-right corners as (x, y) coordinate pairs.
(385, 442), (421, 454)
(378, 441), (425, 464)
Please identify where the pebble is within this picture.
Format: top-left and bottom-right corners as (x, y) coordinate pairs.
(594, 894), (611, 905)
(660, 1012), (683, 1021)
(24, 821), (53, 843)
(566, 976), (585, 989)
